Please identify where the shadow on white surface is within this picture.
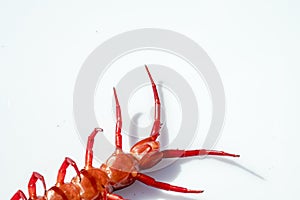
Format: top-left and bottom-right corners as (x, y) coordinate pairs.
(209, 157), (265, 180)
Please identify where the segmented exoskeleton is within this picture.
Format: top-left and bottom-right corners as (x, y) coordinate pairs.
(11, 65), (239, 200)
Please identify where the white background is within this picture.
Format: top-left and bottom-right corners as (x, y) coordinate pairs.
(1, 1), (299, 200)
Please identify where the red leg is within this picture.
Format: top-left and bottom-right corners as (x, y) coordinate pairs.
(107, 193), (127, 200)
(11, 190), (27, 200)
(136, 173), (203, 193)
(28, 172), (46, 199)
(145, 65), (161, 141)
(85, 128), (103, 168)
(162, 149), (240, 158)
(113, 87), (122, 149)
(56, 157), (81, 185)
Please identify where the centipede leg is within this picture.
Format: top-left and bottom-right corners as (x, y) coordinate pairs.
(136, 173), (203, 193)
(145, 65), (161, 141)
(107, 193), (126, 200)
(162, 149), (240, 158)
(85, 128), (103, 168)
(113, 87), (122, 150)
(56, 157), (81, 185)
(11, 190), (27, 200)
(28, 172), (46, 199)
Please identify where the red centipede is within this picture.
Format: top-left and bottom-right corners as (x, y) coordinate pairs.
(11, 65), (239, 200)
